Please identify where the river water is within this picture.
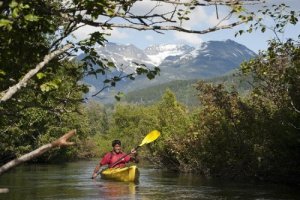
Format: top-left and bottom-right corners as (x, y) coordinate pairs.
(0, 160), (299, 200)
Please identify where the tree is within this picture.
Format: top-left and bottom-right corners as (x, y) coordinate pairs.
(239, 39), (300, 181)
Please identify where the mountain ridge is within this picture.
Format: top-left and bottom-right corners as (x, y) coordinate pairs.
(80, 39), (256, 103)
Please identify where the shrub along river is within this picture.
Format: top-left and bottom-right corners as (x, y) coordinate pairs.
(0, 160), (299, 199)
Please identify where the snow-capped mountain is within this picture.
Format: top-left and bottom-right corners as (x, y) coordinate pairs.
(144, 44), (194, 65)
(159, 39), (256, 79)
(91, 43), (195, 69)
(93, 42), (152, 74)
(80, 39), (256, 102)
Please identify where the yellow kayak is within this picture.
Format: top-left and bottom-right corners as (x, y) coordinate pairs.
(100, 165), (139, 182)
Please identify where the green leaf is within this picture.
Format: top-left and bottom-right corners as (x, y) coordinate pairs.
(9, 0), (18, 8)
(40, 80), (61, 92)
(0, 69), (6, 75)
(12, 8), (19, 18)
(136, 67), (148, 75)
(147, 72), (155, 80)
(115, 95), (121, 101)
(115, 92), (125, 101)
(232, 5), (245, 13)
(21, 4), (30, 9)
(36, 72), (46, 79)
(40, 84), (51, 92)
(106, 9), (115, 16)
(24, 14), (40, 22)
(107, 61), (115, 67)
(0, 19), (13, 27)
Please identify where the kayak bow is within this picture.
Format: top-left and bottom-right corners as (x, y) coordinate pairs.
(100, 165), (139, 182)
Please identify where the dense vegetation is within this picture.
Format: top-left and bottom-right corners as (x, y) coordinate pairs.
(0, 60), (90, 163)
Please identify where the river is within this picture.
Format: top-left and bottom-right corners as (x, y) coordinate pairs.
(0, 160), (299, 199)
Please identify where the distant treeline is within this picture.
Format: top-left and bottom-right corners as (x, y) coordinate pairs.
(124, 71), (252, 106)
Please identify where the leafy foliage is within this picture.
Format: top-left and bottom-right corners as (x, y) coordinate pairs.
(151, 40), (300, 183)
(0, 61), (89, 162)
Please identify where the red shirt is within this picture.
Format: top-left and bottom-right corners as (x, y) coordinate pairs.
(100, 151), (131, 168)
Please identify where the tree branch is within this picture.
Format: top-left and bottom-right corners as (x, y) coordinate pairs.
(81, 19), (244, 34)
(291, 99), (300, 114)
(0, 130), (76, 176)
(154, 0), (264, 6)
(0, 43), (74, 103)
(0, 188), (9, 194)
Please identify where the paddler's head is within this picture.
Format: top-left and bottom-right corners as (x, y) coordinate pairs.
(112, 139), (122, 153)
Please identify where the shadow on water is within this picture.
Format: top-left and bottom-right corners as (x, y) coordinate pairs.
(0, 160), (299, 200)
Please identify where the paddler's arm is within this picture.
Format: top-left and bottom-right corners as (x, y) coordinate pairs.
(92, 164), (103, 179)
(92, 153), (111, 179)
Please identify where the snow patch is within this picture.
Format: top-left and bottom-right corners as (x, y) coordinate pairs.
(147, 50), (184, 65)
(145, 44), (191, 65)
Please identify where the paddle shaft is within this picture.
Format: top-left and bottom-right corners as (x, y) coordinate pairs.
(109, 146), (140, 168)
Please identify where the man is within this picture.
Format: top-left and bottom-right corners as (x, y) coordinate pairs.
(92, 139), (138, 179)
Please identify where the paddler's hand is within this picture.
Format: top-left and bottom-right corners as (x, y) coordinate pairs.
(91, 172), (98, 179)
(130, 148), (137, 155)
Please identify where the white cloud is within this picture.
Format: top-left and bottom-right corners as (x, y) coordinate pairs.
(109, 29), (129, 40)
(179, 7), (208, 28)
(173, 31), (203, 45)
(72, 25), (98, 41)
(131, 0), (175, 16)
(72, 25), (129, 41)
(167, 5), (231, 28)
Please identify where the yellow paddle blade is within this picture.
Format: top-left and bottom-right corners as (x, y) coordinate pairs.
(139, 130), (160, 147)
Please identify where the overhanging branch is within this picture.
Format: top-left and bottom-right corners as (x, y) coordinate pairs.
(154, 0), (264, 6)
(82, 19), (245, 34)
(0, 43), (74, 103)
(0, 130), (76, 176)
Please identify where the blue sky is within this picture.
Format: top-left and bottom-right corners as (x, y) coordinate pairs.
(74, 0), (300, 53)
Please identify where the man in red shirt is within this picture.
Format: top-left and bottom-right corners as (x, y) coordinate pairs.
(92, 139), (138, 179)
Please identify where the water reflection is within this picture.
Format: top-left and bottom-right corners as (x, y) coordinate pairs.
(0, 160), (299, 200)
(95, 180), (136, 199)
